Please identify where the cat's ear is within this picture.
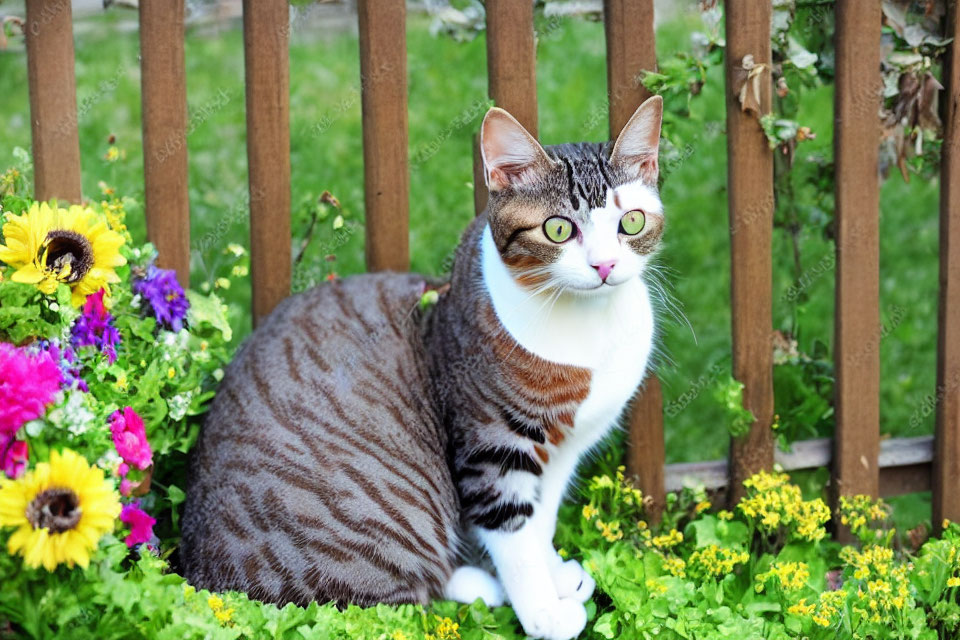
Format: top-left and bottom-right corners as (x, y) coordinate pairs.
(480, 107), (554, 192)
(609, 95), (662, 185)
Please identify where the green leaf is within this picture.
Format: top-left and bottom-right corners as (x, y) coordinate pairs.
(186, 290), (233, 342)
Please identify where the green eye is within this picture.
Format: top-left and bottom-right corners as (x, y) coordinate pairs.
(619, 210), (646, 235)
(543, 217), (574, 243)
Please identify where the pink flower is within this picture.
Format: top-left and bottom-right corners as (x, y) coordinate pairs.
(0, 343), (62, 435)
(0, 434), (28, 479)
(109, 407), (153, 471)
(120, 502), (156, 548)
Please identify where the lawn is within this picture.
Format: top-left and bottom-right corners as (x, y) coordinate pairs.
(0, 4), (943, 470)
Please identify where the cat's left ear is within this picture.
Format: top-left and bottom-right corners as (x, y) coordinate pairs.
(480, 107), (555, 192)
(609, 95), (663, 185)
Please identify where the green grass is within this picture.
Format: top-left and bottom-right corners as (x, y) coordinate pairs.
(0, 8), (943, 468)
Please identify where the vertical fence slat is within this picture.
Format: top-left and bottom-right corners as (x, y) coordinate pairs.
(604, 0), (655, 137)
(473, 0), (538, 214)
(626, 377), (665, 513)
(242, 0), (291, 326)
(485, 0), (538, 134)
(724, 2), (775, 504)
(139, 0), (190, 288)
(934, 0), (960, 533)
(604, 0), (663, 514)
(358, 0), (409, 271)
(832, 0), (882, 514)
(25, 0), (82, 203)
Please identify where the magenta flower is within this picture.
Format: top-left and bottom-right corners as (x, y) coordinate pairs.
(0, 342), (62, 436)
(133, 266), (189, 332)
(71, 288), (121, 363)
(109, 407), (153, 471)
(0, 434), (28, 479)
(120, 502), (156, 548)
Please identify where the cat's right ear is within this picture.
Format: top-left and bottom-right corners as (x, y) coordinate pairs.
(480, 108), (554, 192)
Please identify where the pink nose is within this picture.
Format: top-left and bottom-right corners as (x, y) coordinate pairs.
(591, 259), (617, 282)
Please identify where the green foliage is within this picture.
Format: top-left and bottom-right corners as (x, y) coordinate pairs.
(713, 377), (755, 438)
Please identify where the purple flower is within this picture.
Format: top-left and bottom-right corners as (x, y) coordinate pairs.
(133, 266), (189, 332)
(71, 289), (121, 363)
(33, 340), (87, 392)
(120, 502), (156, 548)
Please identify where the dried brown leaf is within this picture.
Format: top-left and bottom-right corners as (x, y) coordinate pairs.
(907, 522), (929, 552)
(881, 0), (911, 37)
(917, 71), (944, 131)
(734, 55), (768, 117)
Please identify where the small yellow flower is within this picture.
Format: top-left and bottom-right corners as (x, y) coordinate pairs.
(688, 544), (749, 579)
(756, 561), (809, 592)
(595, 519), (623, 542)
(582, 504), (599, 520)
(788, 599), (815, 616)
(694, 500), (712, 514)
(717, 510), (733, 521)
(948, 577), (960, 588)
(651, 529), (683, 549)
(433, 616), (460, 640)
(661, 555), (686, 577)
(167, 367), (176, 379)
(645, 578), (668, 594)
(207, 594), (235, 625)
(116, 375), (128, 391)
(104, 146), (124, 162)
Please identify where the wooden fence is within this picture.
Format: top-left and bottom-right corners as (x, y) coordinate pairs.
(15, 0), (960, 534)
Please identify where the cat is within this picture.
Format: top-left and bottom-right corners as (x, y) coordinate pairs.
(180, 95), (664, 640)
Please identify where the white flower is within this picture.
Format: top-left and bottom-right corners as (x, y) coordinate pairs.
(168, 391), (194, 421)
(46, 390), (96, 437)
(97, 448), (122, 476)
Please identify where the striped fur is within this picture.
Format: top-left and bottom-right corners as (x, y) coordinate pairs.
(181, 274), (459, 606)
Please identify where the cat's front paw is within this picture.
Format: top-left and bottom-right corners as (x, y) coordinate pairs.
(550, 559), (595, 603)
(521, 597), (587, 640)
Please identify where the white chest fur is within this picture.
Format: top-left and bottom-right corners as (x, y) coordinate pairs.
(480, 225), (655, 445)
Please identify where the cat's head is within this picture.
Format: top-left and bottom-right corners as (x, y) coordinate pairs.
(480, 96), (664, 294)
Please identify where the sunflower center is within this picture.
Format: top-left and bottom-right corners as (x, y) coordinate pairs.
(41, 230), (94, 283)
(26, 488), (82, 533)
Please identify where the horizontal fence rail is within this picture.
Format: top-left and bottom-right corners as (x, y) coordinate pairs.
(13, 2), (960, 536)
(665, 436), (935, 494)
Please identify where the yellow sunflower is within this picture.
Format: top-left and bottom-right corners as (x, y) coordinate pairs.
(0, 201), (126, 306)
(0, 449), (121, 571)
